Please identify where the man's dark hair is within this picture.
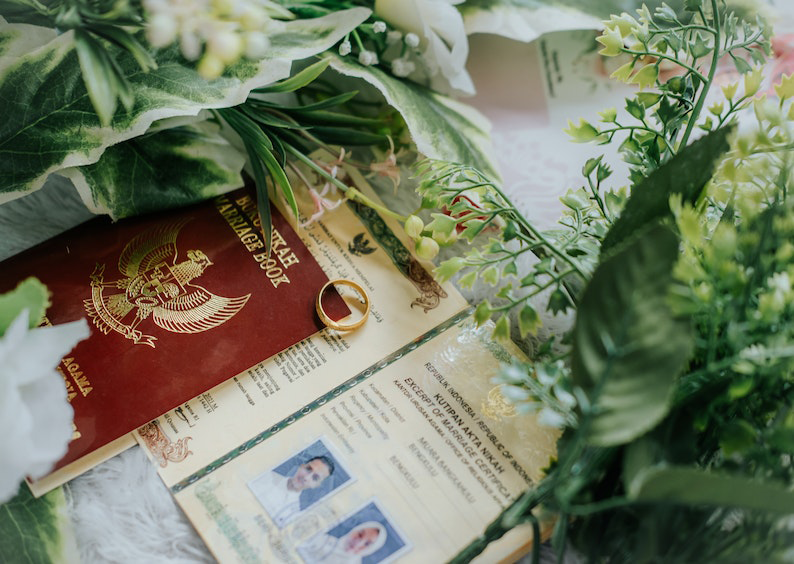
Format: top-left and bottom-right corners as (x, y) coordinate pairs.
(308, 455), (335, 476)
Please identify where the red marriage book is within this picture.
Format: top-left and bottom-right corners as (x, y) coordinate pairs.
(0, 187), (347, 491)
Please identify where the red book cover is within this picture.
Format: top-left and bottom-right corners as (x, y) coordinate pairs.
(0, 187), (347, 473)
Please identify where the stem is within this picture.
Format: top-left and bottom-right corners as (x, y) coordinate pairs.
(284, 144), (408, 222)
(449, 479), (555, 563)
(677, 0), (722, 150)
(621, 49), (708, 83)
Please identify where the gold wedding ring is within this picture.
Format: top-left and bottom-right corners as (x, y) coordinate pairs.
(316, 279), (370, 332)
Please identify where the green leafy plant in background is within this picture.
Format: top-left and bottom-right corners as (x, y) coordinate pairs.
(406, 0), (794, 561)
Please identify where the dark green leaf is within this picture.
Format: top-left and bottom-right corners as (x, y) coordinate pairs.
(240, 105), (305, 130)
(254, 57), (331, 93)
(572, 225), (692, 446)
(547, 288), (572, 315)
(288, 91), (359, 111)
(74, 29), (118, 126)
(253, 159), (274, 258)
(259, 138), (298, 220)
(292, 110), (383, 128)
(518, 304), (541, 337)
(732, 55), (752, 74)
(626, 98), (645, 120)
(719, 420), (756, 456)
(309, 126), (387, 146)
(684, 0), (702, 11)
(65, 121), (244, 218)
(601, 126), (732, 254)
(691, 35), (711, 59)
(636, 92), (662, 107)
(493, 315), (510, 340)
(503, 220), (519, 242)
(89, 25), (157, 72)
(474, 300), (492, 325)
(628, 466), (794, 513)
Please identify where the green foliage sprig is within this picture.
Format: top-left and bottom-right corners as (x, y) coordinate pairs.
(443, 1), (794, 562)
(217, 58), (407, 254)
(569, 0), (770, 183)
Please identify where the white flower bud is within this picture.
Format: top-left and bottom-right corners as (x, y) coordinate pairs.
(373, 21), (387, 33)
(147, 14), (178, 47)
(404, 215), (424, 238)
(415, 237), (439, 260)
(197, 53), (225, 79)
(180, 30), (202, 61)
(239, 5), (268, 31)
(338, 39), (352, 56)
(358, 50), (378, 66)
(391, 58), (416, 77)
(244, 31), (269, 59)
(404, 32), (420, 48)
(207, 29), (243, 64)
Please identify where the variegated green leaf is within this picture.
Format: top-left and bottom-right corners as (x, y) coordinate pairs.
(0, 8), (370, 203)
(459, 0), (682, 41)
(0, 484), (79, 564)
(62, 119), (246, 218)
(328, 55), (500, 181)
(0, 18), (55, 70)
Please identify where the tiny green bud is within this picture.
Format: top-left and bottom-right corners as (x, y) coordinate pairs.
(425, 213), (458, 235)
(611, 61), (634, 83)
(607, 13), (636, 38)
(197, 54), (225, 80)
(598, 107), (618, 123)
(774, 73), (794, 100)
(631, 64), (658, 90)
(415, 237), (439, 260)
(721, 81), (738, 100)
(474, 300), (492, 325)
(564, 119), (601, 142)
(482, 266), (499, 286)
(404, 215), (424, 238)
(666, 75), (685, 93)
(596, 27), (623, 57)
(743, 67), (763, 97)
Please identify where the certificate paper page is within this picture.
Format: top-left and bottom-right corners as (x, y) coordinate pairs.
(135, 182), (470, 485)
(172, 319), (559, 563)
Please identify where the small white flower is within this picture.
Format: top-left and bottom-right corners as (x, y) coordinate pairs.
(358, 50), (378, 66)
(243, 31), (269, 59)
(147, 13), (179, 48)
(207, 28), (243, 64)
(391, 57), (416, 77)
(404, 32), (420, 48)
(375, 0), (475, 94)
(373, 21), (387, 33)
(338, 39), (352, 57)
(0, 311), (89, 502)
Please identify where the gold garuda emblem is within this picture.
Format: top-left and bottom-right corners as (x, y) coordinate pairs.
(84, 219), (250, 347)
